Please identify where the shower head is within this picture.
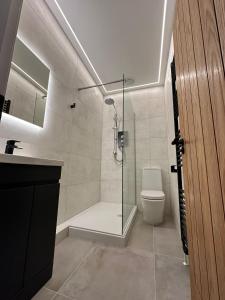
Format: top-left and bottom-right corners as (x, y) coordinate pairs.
(105, 98), (118, 116)
(104, 98), (115, 105)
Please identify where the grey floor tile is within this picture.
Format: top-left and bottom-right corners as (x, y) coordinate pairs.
(154, 226), (183, 259)
(127, 213), (154, 253)
(59, 246), (155, 300)
(32, 287), (56, 300)
(46, 237), (93, 291)
(159, 216), (177, 229)
(52, 294), (74, 300)
(155, 254), (191, 300)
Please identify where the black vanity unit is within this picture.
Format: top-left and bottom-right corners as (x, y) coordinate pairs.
(0, 155), (63, 300)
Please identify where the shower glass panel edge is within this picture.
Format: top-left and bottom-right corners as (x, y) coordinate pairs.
(122, 75), (136, 234)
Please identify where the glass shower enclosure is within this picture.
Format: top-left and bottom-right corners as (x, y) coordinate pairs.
(67, 75), (137, 241)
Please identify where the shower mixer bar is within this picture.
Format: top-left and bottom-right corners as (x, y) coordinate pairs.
(78, 79), (124, 91)
(78, 77), (134, 91)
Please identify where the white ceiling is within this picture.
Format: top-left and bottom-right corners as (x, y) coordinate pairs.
(46, 0), (176, 94)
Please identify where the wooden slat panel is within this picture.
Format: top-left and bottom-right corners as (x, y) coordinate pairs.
(174, 0), (225, 298)
(197, 0), (225, 298)
(174, 7), (203, 298)
(178, 0), (210, 298)
(177, 7), (206, 299)
(181, 0), (220, 299)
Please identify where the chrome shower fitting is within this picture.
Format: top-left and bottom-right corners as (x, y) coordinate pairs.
(104, 98), (122, 164)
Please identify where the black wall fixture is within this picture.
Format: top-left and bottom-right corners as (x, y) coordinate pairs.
(0, 94), (4, 120)
(171, 58), (188, 256)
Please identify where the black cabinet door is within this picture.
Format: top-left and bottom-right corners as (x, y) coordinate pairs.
(25, 183), (59, 282)
(0, 187), (33, 299)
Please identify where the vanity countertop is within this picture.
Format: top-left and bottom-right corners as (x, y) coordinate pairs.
(0, 153), (64, 167)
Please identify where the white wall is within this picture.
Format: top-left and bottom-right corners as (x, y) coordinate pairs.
(164, 37), (180, 231)
(0, 0), (103, 225)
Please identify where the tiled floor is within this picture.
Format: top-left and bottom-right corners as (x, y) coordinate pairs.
(33, 214), (191, 300)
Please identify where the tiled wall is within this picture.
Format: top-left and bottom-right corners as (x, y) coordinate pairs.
(101, 87), (171, 216)
(164, 38), (180, 231)
(0, 0), (103, 225)
(130, 87), (171, 215)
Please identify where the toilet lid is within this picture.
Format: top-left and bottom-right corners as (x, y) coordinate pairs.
(141, 190), (165, 200)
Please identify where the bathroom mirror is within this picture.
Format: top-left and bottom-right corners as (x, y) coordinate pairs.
(4, 37), (50, 127)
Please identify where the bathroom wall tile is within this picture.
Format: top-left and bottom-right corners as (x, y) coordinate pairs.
(135, 138), (151, 161)
(66, 181), (100, 220)
(150, 138), (168, 160)
(164, 183), (171, 216)
(130, 88), (165, 120)
(70, 129), (101, 160)
(149, 117), (167, 138)
(136, 159), (151, 172)
(101, 180), (122, 203)
(67, 154), (101, 185)
(149, 159), (170, 186)
(148, 97), (165, 118)
(46, 76), (73, 122)
(135, 119), (150, 140)
(101, 140), (122, 162)
(101, 159), (122, 181)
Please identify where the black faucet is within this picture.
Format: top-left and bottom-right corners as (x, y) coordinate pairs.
(5, 140), (22, 154)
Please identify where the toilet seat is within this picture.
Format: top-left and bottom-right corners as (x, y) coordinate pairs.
(141, 190), (165, 200)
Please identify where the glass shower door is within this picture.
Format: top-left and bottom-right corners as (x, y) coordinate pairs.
(122, 79), (136, 233)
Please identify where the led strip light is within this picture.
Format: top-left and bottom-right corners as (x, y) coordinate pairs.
(11, 62), (48, 94)
(54, 0), (168, 94)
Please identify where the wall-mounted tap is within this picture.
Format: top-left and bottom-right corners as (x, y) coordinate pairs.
(5, 140), (22, 154)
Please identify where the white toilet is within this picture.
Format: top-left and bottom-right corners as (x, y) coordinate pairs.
(141, 167), (165, 225)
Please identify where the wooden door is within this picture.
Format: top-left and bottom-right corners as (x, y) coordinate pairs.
(173, 0), (225, 299)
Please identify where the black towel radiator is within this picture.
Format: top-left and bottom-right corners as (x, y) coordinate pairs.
(170, 58), (188, 257)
